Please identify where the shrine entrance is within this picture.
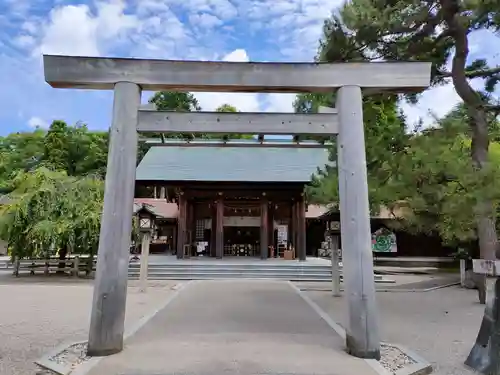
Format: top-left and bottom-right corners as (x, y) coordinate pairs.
(42, 54), (430, 360)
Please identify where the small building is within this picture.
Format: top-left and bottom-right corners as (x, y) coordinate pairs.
(135, 145), (331, 259)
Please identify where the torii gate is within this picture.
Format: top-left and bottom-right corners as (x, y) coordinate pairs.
(43, 55), (431, 360)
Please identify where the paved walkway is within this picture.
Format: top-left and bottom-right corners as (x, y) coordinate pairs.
(87, 280), (377, 375)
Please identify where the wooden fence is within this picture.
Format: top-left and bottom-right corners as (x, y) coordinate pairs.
(12, 255), (97, 277)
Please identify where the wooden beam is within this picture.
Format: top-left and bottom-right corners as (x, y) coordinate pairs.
(137, 111), (339, 135)
(43, 55), (431, 92)
(182, 189), (302, 200)
(140, 138), (334, 148)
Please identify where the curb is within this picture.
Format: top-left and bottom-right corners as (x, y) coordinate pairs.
(299, 281), (460, 293)
(288, 281), (433, 375)
(35, 281), (193, 375)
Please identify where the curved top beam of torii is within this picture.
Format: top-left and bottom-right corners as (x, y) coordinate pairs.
(43, 55), (431, 93)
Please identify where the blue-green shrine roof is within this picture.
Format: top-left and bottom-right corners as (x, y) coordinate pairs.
(136, 146), (332, 183)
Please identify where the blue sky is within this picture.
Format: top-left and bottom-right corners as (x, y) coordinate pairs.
(0, 0), (499, 136)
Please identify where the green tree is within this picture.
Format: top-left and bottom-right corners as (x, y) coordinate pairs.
(294, 21), (408, 214)
(329, 0), (500, 278)
(0, 168), (104, 260)
(146, 91), (202, 142)
(317, 2), (500, 365)
(216, 104), (238, 112)
(0, 129), (45, 193)
(41, 121), (109, 178)
(149, 92), (201, 112)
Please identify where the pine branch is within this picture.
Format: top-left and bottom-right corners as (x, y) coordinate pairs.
(438, 66), (500, 78)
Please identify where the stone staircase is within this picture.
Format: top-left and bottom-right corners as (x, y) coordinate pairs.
(128, 262), (395, 283)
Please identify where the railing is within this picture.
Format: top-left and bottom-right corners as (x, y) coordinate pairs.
(12, 255), (96, 277)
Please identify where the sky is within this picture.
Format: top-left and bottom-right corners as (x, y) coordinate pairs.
(0, 0), (499, 136)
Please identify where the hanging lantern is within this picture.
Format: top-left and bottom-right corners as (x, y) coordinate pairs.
(138, 207), (155, 232)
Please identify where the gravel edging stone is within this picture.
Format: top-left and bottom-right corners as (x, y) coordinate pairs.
(289, 281), (433, 375)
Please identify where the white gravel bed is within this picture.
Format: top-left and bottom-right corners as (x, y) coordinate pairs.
(305, 282), (484, 375)
(48, 342), (90, 371)
(0, 280), (179, 375)
(380, 343), (417, 374)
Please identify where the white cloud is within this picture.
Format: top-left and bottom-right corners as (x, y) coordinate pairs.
(189, 13), (223, 29)
(400, 84), (461, 129)
(33, 1), (138, 57)
(28, 116), (49, 129)
(13, 35), (35, 49)
(1, 0), (499, 136)
(263, 94), (296, 112)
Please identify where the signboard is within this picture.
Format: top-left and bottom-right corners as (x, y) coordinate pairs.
(223, 216), (260, 227)
(371, 228), (397, 253)
(472, 259), (500, 276)
(277, 225), (288, 245)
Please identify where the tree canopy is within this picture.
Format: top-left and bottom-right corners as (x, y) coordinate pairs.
(322, 0), (500, 262)
(0, 168), (104, 259)
(298, 7), (500, 250)
(0, 92), (247, 258)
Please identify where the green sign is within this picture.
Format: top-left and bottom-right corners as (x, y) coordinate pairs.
(371, 228), (397, 253)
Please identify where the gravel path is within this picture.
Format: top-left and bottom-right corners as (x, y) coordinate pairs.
(0, 280), (179, 375)
(304, 284), (484, 375)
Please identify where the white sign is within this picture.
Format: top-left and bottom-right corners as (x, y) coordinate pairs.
(277, 225), (288, 245)
(473, 259), (500, 276)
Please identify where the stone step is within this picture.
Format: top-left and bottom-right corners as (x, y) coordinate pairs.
(127, 264), (394, 283)
(128, 273), (394, 282)
(128, 265), (335, 273)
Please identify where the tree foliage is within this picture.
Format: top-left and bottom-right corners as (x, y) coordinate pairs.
(326, 0), (500, 261)
(0, 168), (104, 259)
(295, 21), (408, 214)
(149, 91), (201, 112)
(0, 94), (246, 258)
(0, 123), (108, 194)
(298, 8), (500, 248)
(216, 104), (238, 112)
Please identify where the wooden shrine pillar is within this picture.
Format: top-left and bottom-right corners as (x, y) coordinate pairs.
(186, 199), (195, 258)
(215, 198), (224, 259)
(297, 197), (306, 261)
(176, 193), (187, 259)
(210, 202), (217, 257)
(268, 203), (275, 257)
(260, 198), (269, 260)
(289, 201), (295, 251)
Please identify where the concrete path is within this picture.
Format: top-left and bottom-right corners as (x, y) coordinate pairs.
(87, 280), (377, 375)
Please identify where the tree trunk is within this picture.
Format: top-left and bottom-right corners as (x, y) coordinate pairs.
(440, 1), (500, 372)
(441, 0), (498, 297)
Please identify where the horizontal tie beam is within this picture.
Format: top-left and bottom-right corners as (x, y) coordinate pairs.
(139, 138), (334, 148)
(43, 55), (431, 93)
(136, 110), (339, 135)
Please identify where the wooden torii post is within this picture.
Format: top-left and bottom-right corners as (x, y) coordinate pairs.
(42, 55), (430, 359)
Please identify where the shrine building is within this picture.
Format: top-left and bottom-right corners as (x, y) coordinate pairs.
(134, 145), (331, 259)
